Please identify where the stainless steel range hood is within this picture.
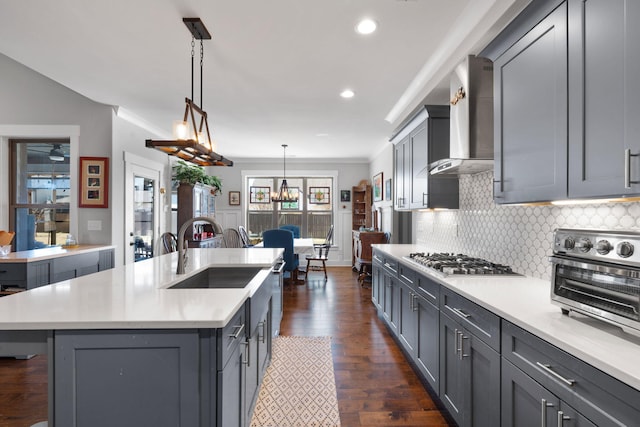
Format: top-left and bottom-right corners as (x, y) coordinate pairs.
(429, 55), (494, 175)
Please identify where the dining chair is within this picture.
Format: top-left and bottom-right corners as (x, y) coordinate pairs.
(279, 224), (300, 238)
(222, 228), (243, 248)
(262, 229), (299, 287)
(160, 232), (178, 254)
(301, 225), (334, 281)
(238, 225), (253, 247)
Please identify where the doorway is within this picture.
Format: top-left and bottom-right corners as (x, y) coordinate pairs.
(124, 158), (161, 264)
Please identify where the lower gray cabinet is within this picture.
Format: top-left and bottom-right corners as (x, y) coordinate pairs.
(439, 311), (501, 427)
(414, 293), (440, 391)
(382, 272), (399, 335)
(502, 358), (596, 427)
(54, 329), (201, 427)
(220, 337), (244, 427)
(245, 303), (271, 426)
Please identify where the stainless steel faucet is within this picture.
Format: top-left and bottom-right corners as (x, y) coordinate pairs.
(176, 216), (218, 274)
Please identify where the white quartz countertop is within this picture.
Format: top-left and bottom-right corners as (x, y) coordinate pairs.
(0, 244), (116, 263)
(373, 244), (640, 391)
(0, 247), (283, 330)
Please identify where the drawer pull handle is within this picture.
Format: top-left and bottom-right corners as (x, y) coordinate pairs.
(229, 323), (245, 339)
(540, 398), (554, 427)
(536, 362), (576, 387)
(400, 274), (413, 284)
(242, 340), (250, 365)
(451, 307), (471, 319)
(454, 328), (461, 358)
(557, 411), (570, 427)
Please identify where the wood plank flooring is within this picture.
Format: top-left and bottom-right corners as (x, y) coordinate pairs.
(283, 267), (452, 427)
(0, 266), (451, 427)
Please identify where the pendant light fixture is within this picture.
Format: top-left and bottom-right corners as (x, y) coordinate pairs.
(146, 17), (233, 167)
(272, 144), (298, 203)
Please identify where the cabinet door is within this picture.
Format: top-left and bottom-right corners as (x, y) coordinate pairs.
(415, 295), (439, 391)
(397, 280), (417, 355)
(463, 331), (500, 427)
(394, 137), (408, 210)
(409, 122), (428, 209)
(371, 262), (382, 309)
(245, 333), (259, 426)
(558, 401), (597, 427)
(502, 358), (559, 427)
(568, 0), (640, 197)
(219, 343), (245, 427)
(494, 3), (568, 204)
(439, 313), (464, 426)
(382, 273), (398, 335)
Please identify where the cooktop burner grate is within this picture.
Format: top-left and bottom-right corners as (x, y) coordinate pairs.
(405, 252), (517, 275)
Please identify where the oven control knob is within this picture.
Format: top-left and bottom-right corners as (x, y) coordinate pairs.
(617, 241), (634, 258)
(562, 237), (575, 250)
(575, 238), (592, 253)
(596, 240), (613, 255)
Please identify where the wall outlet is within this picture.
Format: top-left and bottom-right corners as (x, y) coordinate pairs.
(87, 220), (102, 231)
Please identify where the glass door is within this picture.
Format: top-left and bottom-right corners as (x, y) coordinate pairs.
(133, 175), (155, 262)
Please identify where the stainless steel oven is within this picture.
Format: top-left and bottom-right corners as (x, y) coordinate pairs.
(551, 228), (640, 335)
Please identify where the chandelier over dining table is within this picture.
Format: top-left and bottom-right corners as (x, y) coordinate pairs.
(272, 144), (298, 203)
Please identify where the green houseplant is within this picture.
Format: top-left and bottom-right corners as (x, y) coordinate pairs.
(172, 160), (222, 192)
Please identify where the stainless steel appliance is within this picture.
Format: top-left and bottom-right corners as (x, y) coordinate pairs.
(428, 55), (494, 175)
(404, 252), (516, 276)
(551, 228), (640, 335)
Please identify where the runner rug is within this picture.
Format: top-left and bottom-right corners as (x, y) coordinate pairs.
(250, 336), (341, 427)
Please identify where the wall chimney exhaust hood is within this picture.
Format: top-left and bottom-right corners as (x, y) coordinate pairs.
(429, 55), (494, 175)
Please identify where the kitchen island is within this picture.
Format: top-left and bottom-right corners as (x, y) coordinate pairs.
(372, 244), (640, 427)
(0, 247), (283, 427)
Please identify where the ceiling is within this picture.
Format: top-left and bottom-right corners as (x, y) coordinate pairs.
(0, 0), (529, 162)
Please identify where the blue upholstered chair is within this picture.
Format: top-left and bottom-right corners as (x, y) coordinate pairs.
(262, 229), (299, 285)
(279, 224), (300, 238)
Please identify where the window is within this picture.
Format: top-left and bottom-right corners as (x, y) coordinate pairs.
(246, 176), (333, 241)
(9, 139), (71, 250)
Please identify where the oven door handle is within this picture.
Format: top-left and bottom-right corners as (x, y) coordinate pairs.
(550, 255), (640, 278)
(558, 283), (640, 316)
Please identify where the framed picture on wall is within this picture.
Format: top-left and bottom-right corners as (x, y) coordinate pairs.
(79, 157), (109, 208)
(373, 172), (383, 202)
(229, 191), (240, 206)
(385, 179), (392, 201)
(340, 190), (351, 202)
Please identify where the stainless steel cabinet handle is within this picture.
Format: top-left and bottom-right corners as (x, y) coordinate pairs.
(536, 362), (576, 387)
(400, 274), (413, 284)
(258, 321), (266, 344)
(412, 294), (418, 312)
(541, 398), (554, 427)
(625, 149), (639, 188)
(242, 340), (250, 365)
(460, 335), (469, 359)
(451, 307), (471, 319)
(454, 328), (461, 358)
(557, 411), (570, 427)
(229, 323), (245, 339)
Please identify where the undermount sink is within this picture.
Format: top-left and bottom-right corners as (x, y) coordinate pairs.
(169, 267), (263, 289)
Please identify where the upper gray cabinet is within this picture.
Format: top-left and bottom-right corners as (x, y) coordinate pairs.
(491, 1), (568, 204)
(568, 0), (640, 197)
(485, 0), (640, 203)
(392, 106), (458, 211)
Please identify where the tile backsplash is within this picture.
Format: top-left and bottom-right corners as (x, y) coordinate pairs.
(415, 171), (640, 279)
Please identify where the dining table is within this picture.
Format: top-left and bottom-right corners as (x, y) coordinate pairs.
(256, 237), (316, 257)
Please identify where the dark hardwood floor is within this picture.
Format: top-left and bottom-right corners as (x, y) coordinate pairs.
(0, 266), (451, 427)
(283, 267), (451, 427)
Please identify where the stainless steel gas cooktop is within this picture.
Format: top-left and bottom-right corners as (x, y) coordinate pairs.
(404, 252), (517, 276)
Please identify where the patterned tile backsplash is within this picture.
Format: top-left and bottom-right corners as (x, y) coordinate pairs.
(415, 171), (640, 280)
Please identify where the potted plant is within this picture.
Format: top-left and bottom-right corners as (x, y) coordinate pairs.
(172, 160), (222, 193)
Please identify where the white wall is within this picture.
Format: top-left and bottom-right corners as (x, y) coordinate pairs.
(0, 53), (113, 245)
(369, 143), (394, 234)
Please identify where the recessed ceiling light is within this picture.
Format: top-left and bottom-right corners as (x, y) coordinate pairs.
(340, 89), (355, 99)
(356, 18), (377, 35)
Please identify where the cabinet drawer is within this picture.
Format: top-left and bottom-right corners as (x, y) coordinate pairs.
(398, 263), (416, 286)
(372, 250), (384, 267)
(415, 273), (439, 307)
(381, 257), (398, 276)
(502, 321), (640, 426)
(440, 287), (500, 351)
(217, 305), (246, 369)
(0, 263), (27, 283)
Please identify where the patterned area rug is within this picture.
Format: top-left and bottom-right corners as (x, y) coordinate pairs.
(250, 336), (341, 427)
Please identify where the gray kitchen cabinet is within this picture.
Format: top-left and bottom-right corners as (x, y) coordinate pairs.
(568, 0), (640, 198)
(382, 270), (399, 335)
(393, 106), (458, 211)
(98, 248), (114, 270)
(51, 251), (99, 283)
(414, 289), (440, 392)
(492, 1), (568, 204)
(54, 329), (202, 427)
(244, 302), (271, 427)
(439, 287), (501, 427)
(503, 321), (640, 426)
(371, 251), (383, 310)
(503, 359), (597, 427)
(398, 275), (417, 354)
